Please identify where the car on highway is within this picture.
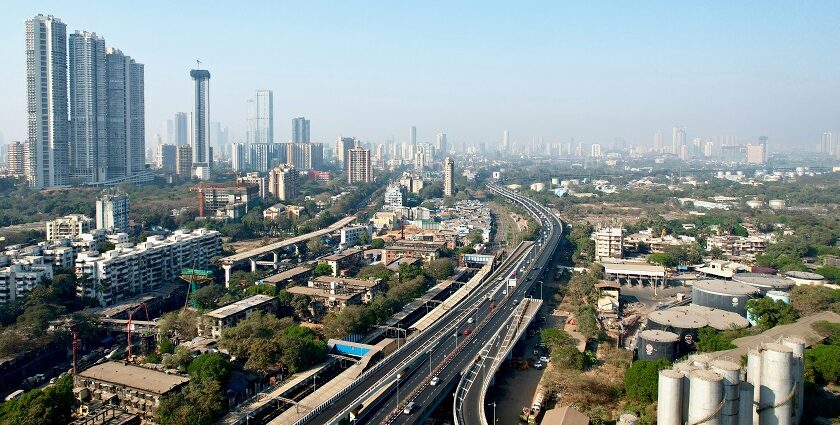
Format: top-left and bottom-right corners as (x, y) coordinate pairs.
(467, 317), (475, 324)
(489, 303), (495, 310)
(533, 362), (544, 369)
(403, 401), (416, 415)
(512, 299), (519, 305)
(540, 356), (550, 363)
(463, 328), (472, 335)
(502, 289), (507, 295)
(430, 376), (440, 386)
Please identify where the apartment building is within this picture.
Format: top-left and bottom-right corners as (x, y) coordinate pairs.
(593, 226), (624, 261)
(75, 228), (221, 306)
(46, 214), (94, 241)
(0, 259), (54, 305)
(201, 294), (278, 338)
(706, 235), (768, 259)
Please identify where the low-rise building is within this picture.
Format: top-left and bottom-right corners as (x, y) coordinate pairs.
(74, 361), (190, 422)
(706, 235), (768, 259)
(320, 247), (364, 276)
(286, 275), (383, 319)
(75, 229), (221, 307)
(593, 226), (624, 261)
(201, 294), (279, 338)
(260, 266), (313, 288)
(46, 214), (94, 241)
(308, 275), (383, 303)
(0, 260), (54, 305)
(339, 226), (371, 249)
(382, 242), (443, 264)
(200, 184), (260, 219)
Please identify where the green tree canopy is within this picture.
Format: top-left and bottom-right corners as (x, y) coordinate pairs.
(187, 353), (232, 384)
(313, 263), (333, 277)
(625, 359), (672, 405)
(746, 298), (799, 328)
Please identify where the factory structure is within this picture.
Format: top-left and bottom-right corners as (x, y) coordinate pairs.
(657, 337), (806, 425)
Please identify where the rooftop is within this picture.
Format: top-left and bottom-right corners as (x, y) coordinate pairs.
(785, 271), (825, 280)
(648, 309), (709, 329)
(670, 305), (750, 330)
(311, 276), (380, 288)
(205, 295), (276, 319)
(285, 286), (360, 301)
(322, 248), (363, 261)
(78, 361), (190, 395)
(731, 273), (795, 290)
(692, 279), (761, 296)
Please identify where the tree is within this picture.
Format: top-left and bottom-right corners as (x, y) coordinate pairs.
(356, 264), (393, 281)
(805, 344), (840, 384)
(567, 272), (599, 305)
(696, 327), (736, 352)
(163, 346), (194, 371)
(398, 263), (423, 282)
(426, 258), (455, 280)
(746, 298), (799, 328)
(358, 232), (370, 245)
(625, 359), (672, 404)
(370, 238), (385, 249)
(789, 286), (840, 316)
(306, 238), (327, 256)
(191, 284), (224, 310)
(187, 353), (232, 384)
(158, 309), (200, 341)
(647, 252), (678, 268)
(576, 304), (599, 341)
(0, 375), (74, 425)
(552, 345), (585, 370)
(313, 263), (333, 277)
(540, 328), (573, 348)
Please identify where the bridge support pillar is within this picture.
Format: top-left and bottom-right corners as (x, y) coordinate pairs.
(222, 264), (232, 288)
(250, 259), (257, 273)
(272, 251), (279, 269)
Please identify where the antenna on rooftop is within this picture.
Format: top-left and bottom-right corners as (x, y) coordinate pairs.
(196, 59), (201, 69)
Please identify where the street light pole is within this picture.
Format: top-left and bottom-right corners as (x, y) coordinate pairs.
(428, 349), (433, 376)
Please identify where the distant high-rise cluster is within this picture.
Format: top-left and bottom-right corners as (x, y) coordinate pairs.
(247, 90), (273, 144)
(25, 14), (145, 188)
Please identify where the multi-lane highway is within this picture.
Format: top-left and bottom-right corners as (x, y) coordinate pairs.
(286, 183), (563, 425)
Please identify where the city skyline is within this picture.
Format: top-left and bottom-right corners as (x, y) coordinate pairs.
(1, 2), (839, 150)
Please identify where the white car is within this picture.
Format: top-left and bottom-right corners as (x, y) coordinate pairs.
(502, 290), (507, 295)
(467, 317), (475, 324)
(533, 362), (544, 369)
(430, 376), (440, 386)
(539, 356), (550, 363)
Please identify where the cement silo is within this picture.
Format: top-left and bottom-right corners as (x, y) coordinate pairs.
(688, 370), (724, 425)
(738, 382), (754, 425)
(657, 369), (684, 425)
(711, 359), (741, 425)
(637, 330), (679, 362)
(692, 279), (761, 317)
(732, 273), (795, 293)
(647, 310), (708, 355)
(781, 337), (805, 425)
(674, 362), (698, 424)
(759, 343), (793, 425)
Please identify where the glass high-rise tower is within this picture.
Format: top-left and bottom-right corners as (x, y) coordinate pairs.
(26, 14), (69, 188)
(190, 68), (211, 178)
(247, 89), (273, 144)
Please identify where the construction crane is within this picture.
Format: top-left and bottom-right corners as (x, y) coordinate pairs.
(126, 302), (149, 361)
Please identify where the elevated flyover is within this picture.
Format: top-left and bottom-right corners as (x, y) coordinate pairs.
(219, 215), (357, 285)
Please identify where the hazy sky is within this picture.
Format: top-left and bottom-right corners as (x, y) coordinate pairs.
(1, 1), (839, 150)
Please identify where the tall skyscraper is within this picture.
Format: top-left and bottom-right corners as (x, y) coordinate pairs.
(654, 130), (663, 153)
(155, 144), (176, 173)
(26, 15), (69, 188)
(287, 142), (323, 170)
(671, 126), (686, 155)
(292, 117), (310, 143)
(436, 133), (448, 158)
(7, 142), (25, 177)
(410, 126), (417, 149)
(209, 122), (228, 153)
(231, 143), (246, 172)
(190, 68), (211, 178)
(758, 136), (768, 163)
(335, 137), (358, 166)
(171, 112), (189, 146)
(247, 90), (273, 144)
(176, 145), (192, 177)
(96, 192), (130, 232)
(502, 130), (509, 153)
(69, 31), (107, 183)
(443, 157), (454, 197)
(347, 147), (372, 184)
(821, 132), (833, 155)
(268, 165), (299, 201)
(590, 143), (602, 158)
(105, 47), (145, 179)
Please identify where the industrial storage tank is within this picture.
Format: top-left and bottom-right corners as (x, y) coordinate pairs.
(732, 273), (795, 293)
(637, 330), (679, 362)
(784, 271), (825, 286)
(647, 310), (708, 355)
(691, 279), (761, 317)
(766, 290), (790, 304)
(671, 305), (750, 331)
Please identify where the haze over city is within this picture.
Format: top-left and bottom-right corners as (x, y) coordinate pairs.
(1, 0), (839, 149)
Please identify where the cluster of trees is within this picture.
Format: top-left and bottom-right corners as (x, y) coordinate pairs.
(646, 244), (704, 268)
(564, 266), (602, 341)
(623, 358), (672, 422)
(540, 328), (585, 370)
(804, 321), (840, 386)
(567, 223), (595, 265)
(219, 312), (326, 374)
(157, 353), (232, 425)
(0, 375), (75, 424)
(746, 297), (799, 328)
